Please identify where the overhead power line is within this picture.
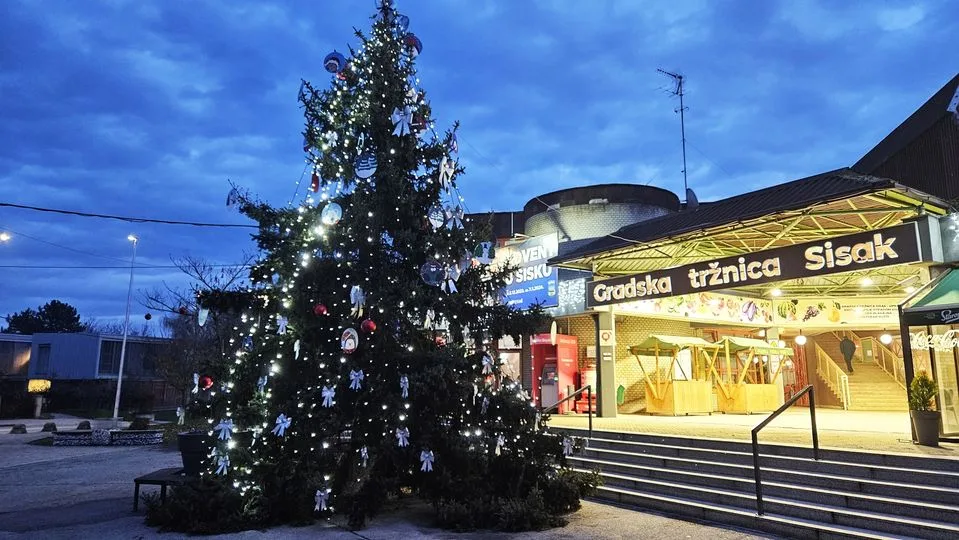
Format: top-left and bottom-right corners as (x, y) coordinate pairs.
(0, 264), (252, 270)
(0, 202), (257, 229)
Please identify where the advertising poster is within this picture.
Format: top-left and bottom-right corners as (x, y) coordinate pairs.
(772, 298), (898, 326)
(615, 291), (774, 326)
(495, 233), (559, 309)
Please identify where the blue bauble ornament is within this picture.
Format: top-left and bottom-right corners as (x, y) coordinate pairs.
(396, 14), (410, 32)
(355, 152), (378, 179)
(324, 51), (346, 73)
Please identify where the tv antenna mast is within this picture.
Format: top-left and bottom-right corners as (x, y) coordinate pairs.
(657, 68), (689, 194)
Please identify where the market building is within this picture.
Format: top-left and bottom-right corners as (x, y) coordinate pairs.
(481, 72), (959, 442)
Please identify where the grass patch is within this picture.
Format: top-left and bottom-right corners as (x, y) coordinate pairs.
(27, 436), (54, 446)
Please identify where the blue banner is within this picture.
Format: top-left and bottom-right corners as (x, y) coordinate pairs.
(498, 233), (559, 309)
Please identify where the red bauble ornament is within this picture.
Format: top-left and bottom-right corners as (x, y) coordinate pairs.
(199, 375), (214, 391)
(313, 303), (328, 316)
(434, 334), (447, 347)
(144, 313), (152, 321)
(310, 170), (320, 192)
(361, 318), (377, 333)
(177, 306), (189, 316)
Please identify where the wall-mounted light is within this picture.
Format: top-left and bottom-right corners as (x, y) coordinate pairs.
(770, 288), (783, 297)
(795, 333), (807, 346)
(880, 333), (893, 345)
(860, 277), (874, 287)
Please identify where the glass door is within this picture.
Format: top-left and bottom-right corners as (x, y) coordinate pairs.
(929, 326), (959, 436)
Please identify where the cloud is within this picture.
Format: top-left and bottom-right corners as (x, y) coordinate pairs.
(0, 0), (956, 321)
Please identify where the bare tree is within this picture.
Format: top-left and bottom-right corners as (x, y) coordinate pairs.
(83, 318), (152, 337)
(139, 255), (253, 405)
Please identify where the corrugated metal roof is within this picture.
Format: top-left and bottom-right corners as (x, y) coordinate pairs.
(550, 168), (897, 264)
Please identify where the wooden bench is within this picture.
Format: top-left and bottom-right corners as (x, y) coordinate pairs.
(133, 467), (190, 511)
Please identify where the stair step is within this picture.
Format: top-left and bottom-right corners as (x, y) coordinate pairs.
(572, 456), (959, 520)
(583, 469), (959, 539)
(592, 483), (924, 540)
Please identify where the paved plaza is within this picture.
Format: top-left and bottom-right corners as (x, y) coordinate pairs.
(0, 418), (769, 539)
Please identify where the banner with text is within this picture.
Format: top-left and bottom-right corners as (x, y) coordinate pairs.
(587, 222), (922, 308)
(496, 233), (559, 309)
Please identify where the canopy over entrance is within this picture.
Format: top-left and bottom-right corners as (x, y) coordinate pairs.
(629, 335), (713, 355)
(901, 269), (959, 326)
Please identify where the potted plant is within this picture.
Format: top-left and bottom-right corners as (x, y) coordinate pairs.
(909, 371), (940, 447)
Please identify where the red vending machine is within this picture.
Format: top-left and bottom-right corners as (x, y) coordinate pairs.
(530, 333), (578, 413)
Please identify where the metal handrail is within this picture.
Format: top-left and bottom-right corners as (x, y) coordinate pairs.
(815, 344), (849, 409)
(542, 385), (593, 439)
(751, 384), (819, 516)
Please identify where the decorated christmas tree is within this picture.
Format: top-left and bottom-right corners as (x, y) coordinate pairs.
(162, 1), (596, 531)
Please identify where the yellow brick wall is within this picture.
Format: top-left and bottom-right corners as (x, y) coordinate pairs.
(554, 314), (701, 411)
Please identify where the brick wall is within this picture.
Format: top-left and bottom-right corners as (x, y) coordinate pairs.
(552, 315), (701, 411)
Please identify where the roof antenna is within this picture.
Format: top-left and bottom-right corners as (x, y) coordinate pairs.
(658, 68), (691, 200)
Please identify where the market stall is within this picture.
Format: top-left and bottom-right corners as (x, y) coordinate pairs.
(706, 336), (792, 414)
(628, 335), (715, 416)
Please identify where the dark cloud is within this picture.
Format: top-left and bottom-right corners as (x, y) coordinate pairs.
(1, 0), (956, 324)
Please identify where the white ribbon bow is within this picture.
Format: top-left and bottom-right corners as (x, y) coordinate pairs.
(176, 407), (185, 425)
(314, 488), (330, 511)
(215, 419), (234, 441)
(198, 307), (210, 327)
(350, 286), (365, 317)
(396, 427), (410, 447)
(424, 309), (435, 329)
(562, 436), (574, 457)
(400, 375), (409, 399)
(191, 373), (200, 394)
(420, 450), (434, 472)
(442, 266), (458, 294)
(481, 354), (494, 375)
(321, 385), (336, 407)
(349, 369), (365, 391)
(294, 339), (301, 360)
(272, 414), (292, 437)
(391, 106), (413, 136)
(277, 315), (289, 334)
(481, 396), (490, 415)
(444, 205), (464, 230)
(495, 434), (505, 456)
(215, 452), (230, 475)
(438, 156), (456, 192)
(360, 446), (369, 468)
(257, 376), (268, 393)
(472, 383), (479, 405)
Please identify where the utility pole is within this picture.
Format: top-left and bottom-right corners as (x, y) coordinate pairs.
(658, 68), (689, 194)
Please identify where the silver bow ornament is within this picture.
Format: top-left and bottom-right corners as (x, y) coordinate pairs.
(176, 406), (185, 425)
(400, 375), (409, 399)
(257, 375), (268, 393)
(495, 434), (505, 456)
(391, 106), (413, 136)
(215, 451), (230, 475)
(314, 488), (331, 511)
(198, 307), (210, 327)
(396, 427), (410, 447)
(215, 419), (234, 441)
(360, 446), (369, 468)
(444, 205), (464, 229)
(276, 315), (289, 334)
(481, 396), (490, 415)
(423, 309), (436, 329)
(481, 353), (494, 375)
(191, 373), (200, 394)
(349, 369), (365, 391)
(420, 450), (434, 472)
(441, 264), (459, 293)
(272, 413), (292, 437)
(321, 385), (336, 407)
(562, 436), (574, 457)
(350, 285), (366, 317)
(294, 339), (301, 360)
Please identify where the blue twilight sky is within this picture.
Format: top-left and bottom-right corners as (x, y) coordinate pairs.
(0, 0), (956, 329)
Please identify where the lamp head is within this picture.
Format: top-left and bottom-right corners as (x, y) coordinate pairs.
(127, 234), (138, 243)
(0, 232), (10, 242)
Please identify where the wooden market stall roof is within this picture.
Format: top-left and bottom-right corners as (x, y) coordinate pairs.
(629, 335), (714, 355)
(716, 336), (795, 356)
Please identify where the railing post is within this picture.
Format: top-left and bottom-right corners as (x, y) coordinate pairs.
(752, 431), (764, 515)
(809, 387), (820, 461)
(587, 385), (593, 439)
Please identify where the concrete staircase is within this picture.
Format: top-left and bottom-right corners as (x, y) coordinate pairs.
(561, 427), (959, 539)
(846, 364), (908, 412)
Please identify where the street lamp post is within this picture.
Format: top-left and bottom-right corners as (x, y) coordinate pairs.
(112, 234), (138, 426)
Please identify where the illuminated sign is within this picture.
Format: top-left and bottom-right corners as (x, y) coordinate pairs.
(911, 330), (959, 352)
(588, 223), (922, 307)
(27, 379), (52, 393)
(495, 233), (559, 309)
